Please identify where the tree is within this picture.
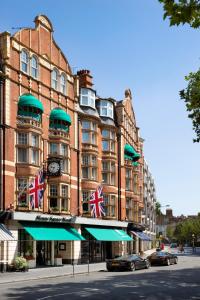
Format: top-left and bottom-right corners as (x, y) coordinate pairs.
(159, 0), (200, 142)
(159, 0), (200, 28)
(155, 201), (162, 216)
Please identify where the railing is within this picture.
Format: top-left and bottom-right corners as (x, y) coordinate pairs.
(17, 116), (41, 129)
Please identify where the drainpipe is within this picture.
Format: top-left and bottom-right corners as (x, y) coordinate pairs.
(117, 131), (121, 220)
(0, 71), (5, 211)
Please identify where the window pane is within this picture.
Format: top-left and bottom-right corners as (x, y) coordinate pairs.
(60, 159), (68, 173)
(82, 167), (89, 179)
(102, 129), (109, 138)
(18, 148), (28, 163)
(60, 144), (67, 156)
(82, 155), (89, 165)
(91, 168), (97, 180)
(50, 185), (58, 196)
(21, 50), (28, 73)
(91, 156), (97, 166)
(31, 56), (38, 78)
(102, 161), (108, 171)
(31, 149), (39, 165)
(18, 133), (28, 145)
(61, 185), (68, 197)
(82, 121), (90, 129)
(102, 173), (108, 183)
(102, 141), (109, 151)
(60, 74), (66, 95)
(91, 133), (96, 144)
(50, 143), (59, 154)
(31, 134), (39, 147)
(82, 132), (90, 143)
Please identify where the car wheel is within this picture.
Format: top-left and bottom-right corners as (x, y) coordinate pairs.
(129, 262), (135, 271)
(174, 258), (178, 264)
(145, 261), (150, 269)
(166, 259), (170, 266)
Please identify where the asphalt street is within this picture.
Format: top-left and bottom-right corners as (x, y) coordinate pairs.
(0, 255), (200, 300)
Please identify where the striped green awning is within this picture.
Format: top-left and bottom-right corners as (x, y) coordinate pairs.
(20, 222), (85, 241)
(85, 227), (133, 241)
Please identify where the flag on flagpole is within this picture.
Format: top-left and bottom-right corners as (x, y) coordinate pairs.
(89, 186), (105, 218)
(29, 168), (46, 209)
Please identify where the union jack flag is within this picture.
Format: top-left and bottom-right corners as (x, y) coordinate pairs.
(89, 186), (105, 218)
(29, 168), (46, 209)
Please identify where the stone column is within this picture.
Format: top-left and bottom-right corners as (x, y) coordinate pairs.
(51, 241), (54, 266)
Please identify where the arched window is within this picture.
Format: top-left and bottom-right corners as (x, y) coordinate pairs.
(31, 56), (38, 78)
(21, 49), (29, 73)
(51, 68), (58, 90)
(60, 73), (67, 95)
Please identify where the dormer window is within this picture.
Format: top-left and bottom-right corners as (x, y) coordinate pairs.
(80, 88), (95, 109)
(21, 50), (29, 74)
(99, 100), (113, 118)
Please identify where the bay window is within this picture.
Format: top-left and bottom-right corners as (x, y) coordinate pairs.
(17, 132), (40, 165)
(102, 129), (115, 152)
(102, 161), (115, 185)
(49, 183), (69, 212)
(82, 120), (97, 145)
(103, 194), (116, 218)
(49, 142), (70, 174)
(99, 100), (113, 118)
(82, 154), (97, 180)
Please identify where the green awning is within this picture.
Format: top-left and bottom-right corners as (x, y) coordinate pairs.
(124, 144), (141, 163)
(21, 222), (85, 241)
(124, 144), (135, 156)
(18, 94), (44, 112)
(85, 227), (133, 241)
(50, 108), (71, 125)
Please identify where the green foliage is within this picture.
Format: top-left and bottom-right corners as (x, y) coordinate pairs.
(174, 218), (200, 243)
(155, 202), (162, 216)
(166, 225), (175, 239)
(159, 0), (200, 28)
(14, 256), (28, 270)
(180, 70), (200, 142)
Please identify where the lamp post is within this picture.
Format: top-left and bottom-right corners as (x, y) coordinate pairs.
(192, 234), (195, 253)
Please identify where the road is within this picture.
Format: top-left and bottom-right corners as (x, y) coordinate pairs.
(0, 255), (200, 300)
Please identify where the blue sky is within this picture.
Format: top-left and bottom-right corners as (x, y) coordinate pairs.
(1, 0), (199, 216)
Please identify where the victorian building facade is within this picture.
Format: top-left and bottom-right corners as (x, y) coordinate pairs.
(0, 15), (148, 268)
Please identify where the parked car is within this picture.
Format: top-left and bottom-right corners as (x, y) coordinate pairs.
(148, 251), (178, 266)
(106, 254), (150, 271)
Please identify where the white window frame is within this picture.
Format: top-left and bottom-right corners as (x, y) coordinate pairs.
(100, 100), (113, 118)
(52, 68), (59, 90)
(31, 55), (38, 79)
(21, 49), (29, 74)
(80, 88), (96, 109)
(60, 73), (67, 95)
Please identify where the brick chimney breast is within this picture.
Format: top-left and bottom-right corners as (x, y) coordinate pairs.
(77, 69), (93, 88)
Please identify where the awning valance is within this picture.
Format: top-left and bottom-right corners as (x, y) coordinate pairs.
(0, 224), (15, 241)
(85, 227), (133, 241)
(20, 222), (85, 241)
(131, 231), (152, 241)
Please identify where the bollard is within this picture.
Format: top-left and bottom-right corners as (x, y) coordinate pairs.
(72, 259), (75, 276)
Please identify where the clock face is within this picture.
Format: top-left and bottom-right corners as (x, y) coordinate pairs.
(48, 162), (60, 174)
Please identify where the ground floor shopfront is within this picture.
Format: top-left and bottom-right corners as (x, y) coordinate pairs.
(0, 212), (141, 269)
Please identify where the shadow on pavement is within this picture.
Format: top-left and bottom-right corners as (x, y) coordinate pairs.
(3, 266), (200, 300)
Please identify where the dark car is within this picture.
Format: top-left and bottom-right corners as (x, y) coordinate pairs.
(148, 251), (178, 266)
(106, 254), (150, 271)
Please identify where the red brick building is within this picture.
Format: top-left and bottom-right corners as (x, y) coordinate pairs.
(0, 15), (144, 267)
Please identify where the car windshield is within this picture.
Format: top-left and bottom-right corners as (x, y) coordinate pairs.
(157, 252), (167, 256)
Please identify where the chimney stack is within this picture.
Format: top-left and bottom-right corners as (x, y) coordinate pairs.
(77, 69), (93, 89)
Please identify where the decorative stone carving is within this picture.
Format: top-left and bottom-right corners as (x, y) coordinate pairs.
(125, 89), (132, 99)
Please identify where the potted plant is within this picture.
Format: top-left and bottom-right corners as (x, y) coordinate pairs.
(25, 245), (36, 268)
(13, 256), (28, 272)
(54, 254), (62, 266)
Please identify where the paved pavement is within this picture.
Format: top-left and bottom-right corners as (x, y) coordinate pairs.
(0, 249), (157, 284)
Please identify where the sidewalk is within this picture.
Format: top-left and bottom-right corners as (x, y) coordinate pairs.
(0, 249), (156, 284)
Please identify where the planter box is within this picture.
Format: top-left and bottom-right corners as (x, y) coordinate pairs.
(54, 258), (62, 266)
(27, 259), (36, 269)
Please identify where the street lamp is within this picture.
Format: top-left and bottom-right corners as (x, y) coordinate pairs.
(192, 234), (195, 252)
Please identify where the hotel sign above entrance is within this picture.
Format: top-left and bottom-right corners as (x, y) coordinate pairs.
(35, 215), (72, 223)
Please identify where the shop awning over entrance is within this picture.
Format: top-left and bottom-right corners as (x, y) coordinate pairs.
(85, 227), (133, 241)
(21, 222), (85, 241)
(0, 224), (15, 241)
(131, 231), (152, 241)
